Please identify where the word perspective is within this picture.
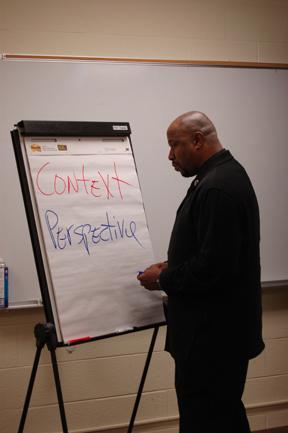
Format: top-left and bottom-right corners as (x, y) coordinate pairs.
(45, 210), (142, 255)
(36, 161), (134, 200)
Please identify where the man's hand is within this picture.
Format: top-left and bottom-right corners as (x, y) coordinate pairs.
(137, 262), (167, 291)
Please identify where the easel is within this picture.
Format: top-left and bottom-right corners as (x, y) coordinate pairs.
(18, 323), (161, 433)
(12, 121), (165, 433)
(18, 323), (68, 433)
(127, 325), (159, 433)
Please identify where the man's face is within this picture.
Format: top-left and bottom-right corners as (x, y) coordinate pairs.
(167, 125), (200, 177)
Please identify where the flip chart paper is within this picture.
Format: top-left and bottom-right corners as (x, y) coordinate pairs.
(24, 136), (164, 343)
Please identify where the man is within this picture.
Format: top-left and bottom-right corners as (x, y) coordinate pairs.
(138, 111), (264, 433)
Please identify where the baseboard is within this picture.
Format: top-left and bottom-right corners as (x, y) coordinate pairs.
(74, 401), (288, 433)
(256, 428), (288, 433)
(78, 421), (288, 433)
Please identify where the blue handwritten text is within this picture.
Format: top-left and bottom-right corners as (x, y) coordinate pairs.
(45, 210), (143, 255)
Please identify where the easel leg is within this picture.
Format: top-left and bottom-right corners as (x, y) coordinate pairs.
(18, 344), (43, 433)
(50, 348), (69, 433)
(17, 323), (69, 433)
(127, 326), (159, 433)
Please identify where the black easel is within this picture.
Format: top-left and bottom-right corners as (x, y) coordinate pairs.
(12, 122), (164, 433)
(18, 323), (161, 433)
(127, 325), (159, 433)
(18, 323), (68, 433)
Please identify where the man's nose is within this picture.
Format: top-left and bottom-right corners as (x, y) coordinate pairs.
(168, 148), (174, 160)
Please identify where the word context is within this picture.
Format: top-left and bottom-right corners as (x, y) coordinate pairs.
(36, 161), (134, 200)
(45, 210), (142, 255)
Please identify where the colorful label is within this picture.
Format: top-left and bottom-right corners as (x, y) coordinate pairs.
(0, 267), (8, 308)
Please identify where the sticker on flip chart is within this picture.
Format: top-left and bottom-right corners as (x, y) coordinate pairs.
(113, 125), (128, 131)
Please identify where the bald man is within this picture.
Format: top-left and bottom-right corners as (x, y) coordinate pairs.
(138, 112), (264, 433)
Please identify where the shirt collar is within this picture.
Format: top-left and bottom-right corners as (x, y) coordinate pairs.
(189, 149), (232, 190)
(197, 149), (231, 178)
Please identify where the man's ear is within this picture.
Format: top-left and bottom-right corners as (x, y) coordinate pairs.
(193, 132), (204, 149)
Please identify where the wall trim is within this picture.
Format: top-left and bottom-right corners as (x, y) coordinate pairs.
(71, 422), (288, 433)
(256, 429), (288, 433)
(2, 53), (288, 69)
(66, 399), (288, 433)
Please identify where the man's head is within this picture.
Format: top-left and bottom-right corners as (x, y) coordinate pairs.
(167, 111), (223, 177)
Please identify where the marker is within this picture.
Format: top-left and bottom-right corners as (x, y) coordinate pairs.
(115, 326), (134, 333)
(68, 336), (91, 345)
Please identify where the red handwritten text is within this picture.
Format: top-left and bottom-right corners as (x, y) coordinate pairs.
(36, 162), (134, 200)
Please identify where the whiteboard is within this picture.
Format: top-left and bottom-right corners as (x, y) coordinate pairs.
(1, 59), (288, 307)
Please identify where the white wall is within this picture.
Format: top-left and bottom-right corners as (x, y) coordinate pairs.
(1, 0), (288, 432)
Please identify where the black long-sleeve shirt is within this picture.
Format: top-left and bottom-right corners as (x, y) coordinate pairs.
(159, 149), (264, 360)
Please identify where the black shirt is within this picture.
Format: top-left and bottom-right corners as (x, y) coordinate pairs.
(159, 149), (265, 360)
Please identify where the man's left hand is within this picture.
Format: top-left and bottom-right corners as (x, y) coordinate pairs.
(137, 263), (166, 291)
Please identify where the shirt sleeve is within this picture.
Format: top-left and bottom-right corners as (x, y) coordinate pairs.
(159, 187), (243, 297)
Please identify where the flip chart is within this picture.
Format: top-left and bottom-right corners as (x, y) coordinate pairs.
(24, 135), (165, 343)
